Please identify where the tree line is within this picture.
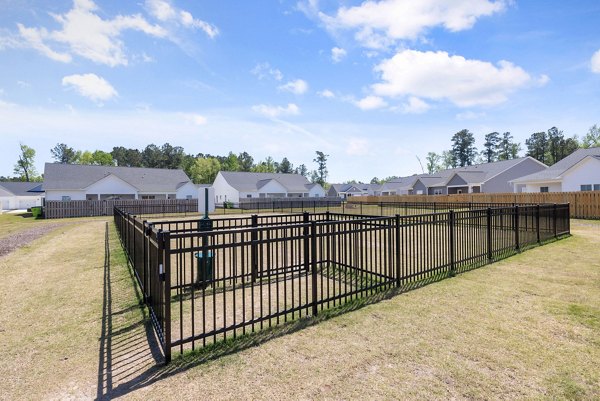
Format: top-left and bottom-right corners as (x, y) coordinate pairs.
(7, 142), (330, 186)
(424, 124), (600, 174)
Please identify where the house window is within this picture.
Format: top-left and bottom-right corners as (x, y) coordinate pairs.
(594, 184), (600, 191)
(540, 187), (549, 193)
(61, 196), (71, 202)
(186, 195), (193, 200)
(433, 189), (443, 195)
(141, 195), (156, 200)
(581, 185), (592, 191)
(246, 194), (252, 198)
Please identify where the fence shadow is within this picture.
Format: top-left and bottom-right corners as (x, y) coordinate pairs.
(95, 252), (450, 398)
(96, 222), (163, 400)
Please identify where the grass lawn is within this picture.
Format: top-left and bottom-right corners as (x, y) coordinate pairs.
(0, 216), (598, 400)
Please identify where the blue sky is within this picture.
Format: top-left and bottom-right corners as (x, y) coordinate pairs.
(1, 0), (599, 182)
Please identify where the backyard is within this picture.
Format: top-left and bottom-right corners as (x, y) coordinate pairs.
(0, 212), (598, 400)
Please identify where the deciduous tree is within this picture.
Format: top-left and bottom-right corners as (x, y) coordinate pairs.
(582, 124), (600, 148)
(425, 152), (441, 174)
(13, 143), (37, 182)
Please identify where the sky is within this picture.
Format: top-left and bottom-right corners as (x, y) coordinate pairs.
(1, 0), (599, 183)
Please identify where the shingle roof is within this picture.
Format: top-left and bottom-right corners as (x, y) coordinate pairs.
(43, 163), (192, 192)
(219, 171), (314, 193)
(410, 157), (543, 188)
(512, 148), (600, 183)
(0, 181), (44, 196)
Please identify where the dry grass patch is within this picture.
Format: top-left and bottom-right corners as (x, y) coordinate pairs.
(0, 218), (599, 400)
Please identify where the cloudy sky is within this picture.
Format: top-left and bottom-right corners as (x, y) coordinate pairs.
(1, 0), (599, 182)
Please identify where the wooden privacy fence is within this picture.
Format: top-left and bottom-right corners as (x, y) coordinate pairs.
(45, 199), (198, 219)
(349, 192), (600, 219)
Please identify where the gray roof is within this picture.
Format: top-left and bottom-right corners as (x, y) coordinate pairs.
(0, 181), (44, 196)
(329, 183), (376, 194)
(219, 171), (317, 193)
(43, 163), (192, 192)
(512, 148), (600, 183)
(413, 157), (542, 188)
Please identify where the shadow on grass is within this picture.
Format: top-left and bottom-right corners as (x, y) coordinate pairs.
(97, 220), (570, 398)
(96, 233), (448, 399)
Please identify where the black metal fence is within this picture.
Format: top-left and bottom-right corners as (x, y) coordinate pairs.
(114, 203), (570, 363)
(213, 199), (558, 217)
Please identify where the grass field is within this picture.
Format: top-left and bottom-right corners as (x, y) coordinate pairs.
(0, 212), (598, 400)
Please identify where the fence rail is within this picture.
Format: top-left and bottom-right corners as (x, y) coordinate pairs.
(349, 191), (600, 219)
(45, 199), (198, 219)
(114, 202), (570, 363)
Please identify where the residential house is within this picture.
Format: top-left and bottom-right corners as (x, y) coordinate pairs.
(212, 171), (326, 203)
(379, 176), (422, 196)
(43, 163), (198, 201)
(0, 181), (44, 210)
(327, 183), (381, 198)
(409, 157), (547, 195)
(511, 147), (600, 193)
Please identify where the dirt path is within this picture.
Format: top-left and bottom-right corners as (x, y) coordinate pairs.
(0, 223), (71, 257)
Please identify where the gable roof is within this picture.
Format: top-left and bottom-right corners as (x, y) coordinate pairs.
(218, 171), (316, 193)
(43, 163), (192, 192)
(411, 157), (543, 189)
(0, 181), (44, 196)
(512, 148), (600, 183)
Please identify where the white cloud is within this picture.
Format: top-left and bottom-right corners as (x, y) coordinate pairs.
(346, 138), (370, 156)
(251, 62), (283, 81)
(372, 50), (533, 107)
(145, 0), (219, 38)
(252, 103), (300, 118)
(16, 24), (72, 63)
(318, 89), (335, 98)
(355, 95), (387, 110)
(591, 49), (600, 73)
(401, 96), (430, 114)
(11, 0), (168, 66)
(62, 73), (118, 102)
(278, 79), (309, 95)
(318, 0), (507, 49)
(331, 47), (347, 63)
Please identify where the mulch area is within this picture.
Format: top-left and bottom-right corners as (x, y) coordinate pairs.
(0, 223), (71, 258)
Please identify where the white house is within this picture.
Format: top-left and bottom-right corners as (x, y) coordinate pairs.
(212, 171), (326, 203)
(0, 182), (44, 210)
(511, 148), (600, 193)
(327, 183), (381, 198)
(43, 163), (198, 201)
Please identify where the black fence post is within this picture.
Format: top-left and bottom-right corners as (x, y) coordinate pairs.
(514, 205), (520, 252)
(310, 221), (318, 316)
(553, 203), (558, 238)
(487, 208), (493, 262)
(162, 231), (171, 365)
(536, 204), (541, 244)
(251, 214), (258, 282)
(449, 210), (455, 277)
(395, 214), (401, 287)
(567, 203), (571, 234)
